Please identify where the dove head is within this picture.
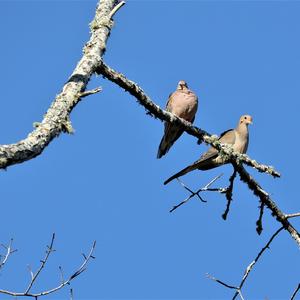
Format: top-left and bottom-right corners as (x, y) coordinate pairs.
(177, 80), (188, 90)
(239, 115), (253, 125)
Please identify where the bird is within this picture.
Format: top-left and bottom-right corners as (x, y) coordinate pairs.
(164, 115), (253, 185)
(157, 80), (198, 159)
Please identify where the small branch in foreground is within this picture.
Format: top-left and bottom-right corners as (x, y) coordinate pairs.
(0, 236), (96, 298)
(206, 274), (245, 300)
(222, 169), (237, 220)
(290, 283), (300, 300)
(25, 233), (56, 294)
(169, 174), (224, 213)
(0, 239), (17, 270)
(207, 227), (283, 300)
(231, 226), (284, 300)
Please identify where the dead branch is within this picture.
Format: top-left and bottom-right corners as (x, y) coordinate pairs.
(25, 233), (56, 294)
(207, 227), (283, 300)
(235, 164), (300, 246)
(0, 235), (96, 298)
(291, 283), (300, 300)
(0, 239), (17, 270)
(285, 213), (300, 219)
(169, 174), (225, 213)
(231, 226), (284, 300)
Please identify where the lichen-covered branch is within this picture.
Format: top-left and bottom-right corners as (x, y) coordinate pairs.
(96, 62), (280, 178)
(96, 62), (300, 246)
(0, 0), (119, 169)
(235, 164), (300, 246)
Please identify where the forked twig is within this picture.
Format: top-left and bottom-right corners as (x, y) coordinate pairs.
(25, 233), (56, 294)
(0, 236), (96, 298)
(207, 227), (284, 300)
(0, 239), (17, 270)
(169, 174), (224, 213)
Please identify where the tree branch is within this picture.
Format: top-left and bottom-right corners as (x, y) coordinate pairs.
(231, 226), (284, 300)
(0, 0), (123, 170)
(96, 61), (300, 246)
(169, 174), (225, 213)
(0, 239), (16, 270)
(0, 236), (96, 298)
(291, 283), (300, 300)
(207, 227), (283, 300)
(235, 164), (300, 246)
(96, 61), (280, 179)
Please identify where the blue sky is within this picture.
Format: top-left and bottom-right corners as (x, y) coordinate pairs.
(0, 0), (300, 299)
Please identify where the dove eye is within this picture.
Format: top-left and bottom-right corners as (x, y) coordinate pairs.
(244, 116), (247, 119)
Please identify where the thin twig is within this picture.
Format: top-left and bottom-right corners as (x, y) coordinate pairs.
(290, 283), (300, 300)
(70, 288), (74, 300)
(207, 227), (283, 299)
(285, 213), (300, 219)
(0, 239), (17, 270)
(78, 87), (102, 98)
(25, 233), (56, 294)
(222, 169), (237, 220)
(169, 174), (224, 213)
(0, 240), (96, 298)
(231, 226), (284, 300)
(109, 1), (126, 19)
(206, 273), (238, 290)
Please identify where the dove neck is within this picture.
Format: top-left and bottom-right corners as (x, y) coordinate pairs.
(236, 122), (249, 138)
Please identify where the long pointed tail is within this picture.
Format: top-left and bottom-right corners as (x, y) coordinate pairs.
(157, 125), (184, 159)
(157, 136), (172, 159)
(164, 163), (199, 185)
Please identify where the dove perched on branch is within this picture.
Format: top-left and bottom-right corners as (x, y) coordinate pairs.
(157, 80), (198, 159)
(164, 115), (253, 185)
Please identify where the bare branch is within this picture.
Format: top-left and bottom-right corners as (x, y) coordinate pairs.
(0, 239), (16, 270)
(0, 239), (96, 298)
(109, 1), (126, 19)
(290, 283), (300, 300)
(207, 227), (283, 299)
(169, 174), (224, 213)
(25, 233), (56, 294)
(231, 227), (284, 300)
(285, 213), (300, 219)
(206, 273), (238, 290)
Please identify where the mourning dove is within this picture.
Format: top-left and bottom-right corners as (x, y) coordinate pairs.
(157, 80), (198, 159)
(164, 115), (253, 185)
